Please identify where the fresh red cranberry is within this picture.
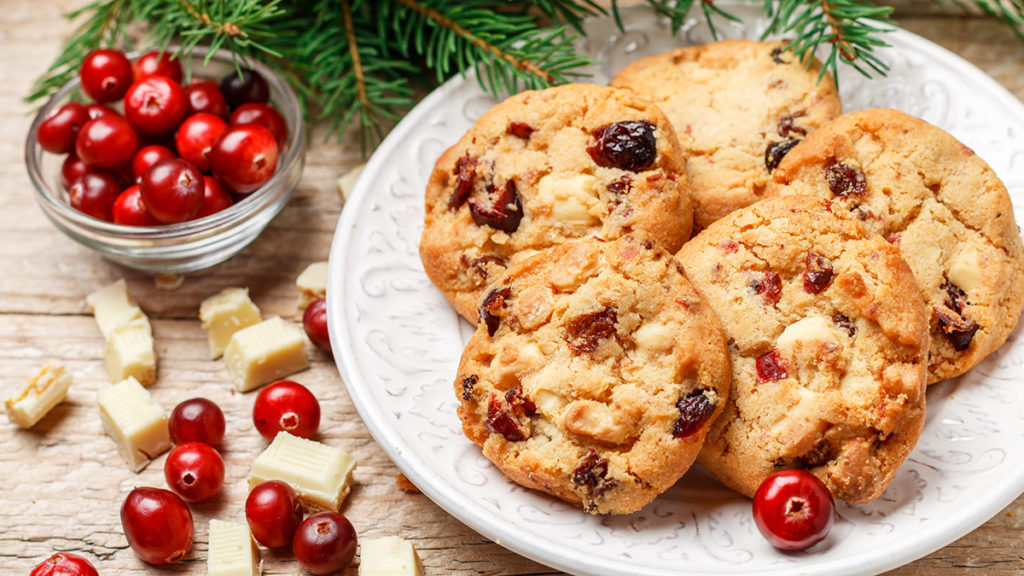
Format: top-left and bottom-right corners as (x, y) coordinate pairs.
(169, 397), (225, 446)
(113, 185), (161, 226)
(69, 169), (122, 221)
(303, 298), (331, 352)
(292, 512), (358, 575)
(37, 102), (90, 154)
(30, 552), (98, 576)
(220, 67), (270, 109)
(252, 380), (321, 441)
(80, 48), (133, 103)
(124, 75), (187, 136)
(75, 115), (139, 169)
(753, 469), (835, 551)
(86, 103), (120, 121)
(61, 154), (89, 190)
(164, 442), (225, 503)
(121, 486), (194, 564)
(131, 144), (175, 183)
(195, 175), (233, 218)
(139, 158), (204, 223)
(133, 50), (183, 83)
(230, 102), (287, 148)
(175, 112), (228, 172)
(245, 480), (304, 549)
(183, 79), (230, 118)
(209, 124), (279, 193)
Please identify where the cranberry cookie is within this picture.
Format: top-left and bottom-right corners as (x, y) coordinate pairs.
(768, 108), (1024, 383)
(611, 39), (841, 230)
(677, 195), (929, 503)
(420, 84), (693, 322)
(456, 235), (730, 514)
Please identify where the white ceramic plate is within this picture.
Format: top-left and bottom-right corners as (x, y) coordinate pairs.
(328, 6), (1024, 575)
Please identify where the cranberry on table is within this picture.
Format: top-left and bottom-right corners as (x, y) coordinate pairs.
(245, 480), (304, 549)
(175, 112), (228, 172)
(139, 158), (204, 223)
(85, 103), (120, 121)
(131, 144), (176, 183)
(183, 79), (230, 118)
(164, 441), (225, 503)
(80, 48), (133, 103)
(209, 124), (279, 194)
(124, 75), (187, 136)
(113, 185), (161, 226)
(133, 50), (183, 83)
(60, 155), (88, 190)
(121, 486), (194, 564)
(69, 169), (122, 221)
(220, 67), (270, 109)
(252, 380), (321, 441)
(752, 469), (835, 551)
(169, 397), (226, 446)
(195, 175), (233, 219)
(303, 298), (331, 353)
(230, 102), (287, 148)
(75, 115), (139, 169)
(292, 512), (358, 575)
(37, 102), (90, 154)
(30, 552), (98, 576)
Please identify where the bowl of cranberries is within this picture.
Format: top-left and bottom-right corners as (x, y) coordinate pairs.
(25, 46), (305, 273)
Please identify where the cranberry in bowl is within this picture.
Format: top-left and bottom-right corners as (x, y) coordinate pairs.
(26, 46), (305, 274)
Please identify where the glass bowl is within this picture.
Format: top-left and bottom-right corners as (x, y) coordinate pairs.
(25, 46), (306, 274)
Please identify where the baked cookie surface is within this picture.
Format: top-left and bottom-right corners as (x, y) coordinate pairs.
(768, 108), (1024, 383)
(677, 195), (929, 504)
(456, 235), (730, 514)
(420, 84), (693, 322)
(610, 39), (841, 230)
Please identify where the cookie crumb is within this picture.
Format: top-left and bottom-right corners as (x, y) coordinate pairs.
(396, 473), (420, 493)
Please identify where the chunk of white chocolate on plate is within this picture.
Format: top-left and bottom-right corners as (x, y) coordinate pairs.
(359, 536), (422, 576)
(97, 377), (170, 472)
(86, 279), (144, 339)
(5, 362), (72, 429)
(200, 287), (262, 359)
(223, 317), (308, 392)
(207, 519), (259, 576)
(296, 261), (328, 310)
(249, 431), (356, 511)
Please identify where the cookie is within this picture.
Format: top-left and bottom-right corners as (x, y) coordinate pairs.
(611, 39), (841, 230)
(420, 84), (694, 322)
(455, 235), (730, 514)
(676, 195), (929, 503)
(767, 108), (1024, 383)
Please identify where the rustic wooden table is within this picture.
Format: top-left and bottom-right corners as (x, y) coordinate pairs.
(2, 1), (1022, 574)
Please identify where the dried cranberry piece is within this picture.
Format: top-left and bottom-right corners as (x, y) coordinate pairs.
(479, 287), (511, 336)
(751, 272), (783, 305)
(770, 47), (789, 64)
(485, 386), (534, 442)
(934, 307), (979, 351)
(824, 163), (867, 197)
(506, 122), (535, 138)
(802, 252), (834, 294)
(461, 374), (478, 401)
(607, 175), (632, 197)
(564, 308), (617, 355)
(794, 440), (836, 468)
(673, 391), (716, 439)
(756, 350), (789, 382)
(468, 180), (524, 233)
(572, 450), (618, 510)
(505, 387), (537, 417)
(587, 120), (657, 172)
(765, 139), (800, 173)
(832, 314), (856, 337)
(449, 155), (477, 209)
(778, 113), (807, 138)
(462, 254), (505, 281)
(942, 279), (969, 314)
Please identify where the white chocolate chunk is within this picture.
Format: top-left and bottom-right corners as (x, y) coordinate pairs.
(97, 377), (170, 472)
(104, 316), (156, 385)
(249, 432), (356, 511)
(208, 519), (259, 576)
(337, 163), (365, 201)
(536, 173), (600, 226)
(5, 362), (72, 429)
(634, 321), (675, 354)
(532, 389), (561, 417)
(359, 536), (422, 576)
(223, 317), (309, 392)
(948, 245), (984, 294)
(296, 262), (328, 310)
(86, 279), (143, 339)
(777, 316), (839, 356)
(201, 287), (262, 359)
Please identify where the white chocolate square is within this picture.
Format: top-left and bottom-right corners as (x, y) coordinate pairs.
(86, 279), (144, 339)
(359, 536), (422, 576)
(200, 287), (262, 359)
(5, 362), (72, 429)
(223, 317), (309, 392)
(249, 432), (356, 511)
(104, 316), (156, 385)
(296, 261), (328, 310)
(207, 519), (259, 576)
(97, 377), (170, 472)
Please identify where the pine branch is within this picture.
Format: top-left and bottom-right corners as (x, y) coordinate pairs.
(962, 0), (1024, 41)
(521, 0), (607, 31)
(641, 0), (742, 39)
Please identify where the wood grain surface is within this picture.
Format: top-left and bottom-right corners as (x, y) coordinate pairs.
(2, 1), (1022, 574)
